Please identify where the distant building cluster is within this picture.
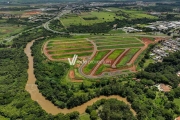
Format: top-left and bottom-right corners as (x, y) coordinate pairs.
(122, 27), (142, 33)
(150, 38), (180, 62)
(146, 21), (180, 31)
(117, 27), (142, 33)
(90, 2), (136, 7)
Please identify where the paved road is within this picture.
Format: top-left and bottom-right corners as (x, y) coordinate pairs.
(43, 10), (71, 34)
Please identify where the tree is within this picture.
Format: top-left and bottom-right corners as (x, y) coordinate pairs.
(146, 90), (156, 99)
(165, 91), (174, 101)
(90, 110), (98, 120)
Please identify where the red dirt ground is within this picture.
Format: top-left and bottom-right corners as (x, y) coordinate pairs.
(69, 70), (75, 79)
(154, 37), (166, 42)
(24, 11), (41, 15)
(104, 58), (114, 65)
(128, 37), (154, 65)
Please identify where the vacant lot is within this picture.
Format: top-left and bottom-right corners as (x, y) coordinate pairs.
(44, 36), (149, 77)
(108, 49), (125, 60)
(117, 48), (140, 67)
(0, 24), (25, 44)
(60, 11), (124, 27)
(90, 36), (144, 50)
(83, 50), (109, 75)
(60, 8), (157, 28)
(44, 38), (93, 60)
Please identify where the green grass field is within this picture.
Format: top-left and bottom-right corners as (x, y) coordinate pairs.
(98, 44), (143, 50)
(0, 24), (25, 44)
(48, 48), (93, 54)
(51, 52), (92, 59)
(95, 64), (106, 75)
(46, 38), (93, 60)
(95, 39), (141, 45)
(83, 50), (109, 74)
(119, 9), (158, 19)
(60, 11), (124, 27)
(90, 36), (143, 50)
(174, 99), (180, 109)
(108, 29), (126, 34)
(117, 48), (140, 67)
(92, 37), (141, 41)
(108, 49), (125, 60)
(79, 113), (90, 120)
(60, 8), (157, 27)
(47, 44), (93, 49)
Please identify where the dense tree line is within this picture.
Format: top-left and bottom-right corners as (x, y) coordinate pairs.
(0, 27), (80, 119)
(142, 5), (173, 12)
(67, 17), (157, 33)
(49, 19), (67, 32)
(86, 99), (136, 120)
(138, 44), (156, 68)
(137, 51), (180, 87)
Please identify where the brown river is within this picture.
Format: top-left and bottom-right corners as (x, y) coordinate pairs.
(24, 40), (136, 115)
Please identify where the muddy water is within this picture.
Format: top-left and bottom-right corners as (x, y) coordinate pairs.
(24, 40), (136, 116)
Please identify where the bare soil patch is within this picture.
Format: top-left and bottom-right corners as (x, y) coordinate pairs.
(69, 70), (75, 79)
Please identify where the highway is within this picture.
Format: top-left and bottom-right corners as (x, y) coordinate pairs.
(43, 10), (71, 34)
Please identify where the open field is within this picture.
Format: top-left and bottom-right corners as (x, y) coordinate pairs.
(60, 8), (157, 27)
(43, 36), (158, 78)
(117, 48), (140, 67)
(119, 9), (158, 19)
(90, 36), (144, 50)
(60, 11), (124, 27)
(97, 44), (143, 50)
(0, 24), (25, 44)
(83, 50), (109, 75)
(108, 49), (125, 60)
(44, 38), (94, 60)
